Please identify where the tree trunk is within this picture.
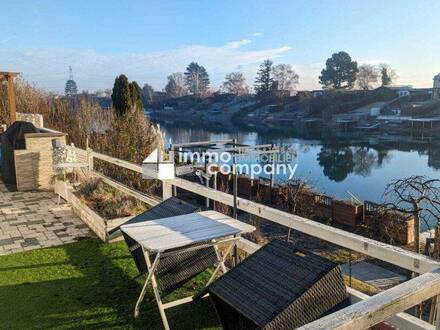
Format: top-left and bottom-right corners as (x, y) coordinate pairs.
(415, 217), (420, 254)
(413, 207), (420, 254)
(436, 225), (440, 259)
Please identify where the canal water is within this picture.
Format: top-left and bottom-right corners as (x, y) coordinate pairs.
(158, 123), (440, 206)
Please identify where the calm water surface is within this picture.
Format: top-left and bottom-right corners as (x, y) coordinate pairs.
(159, 124), (440, 205)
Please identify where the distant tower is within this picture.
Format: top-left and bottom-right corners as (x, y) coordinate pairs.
(64, 66), (78, 96)
(433, 74), (440, 100)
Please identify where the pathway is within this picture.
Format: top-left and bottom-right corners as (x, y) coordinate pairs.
(0, 180), (93, 255)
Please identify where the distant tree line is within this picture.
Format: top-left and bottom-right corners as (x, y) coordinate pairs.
(135, 60), (302, 104)
(111, 50), (398, 112)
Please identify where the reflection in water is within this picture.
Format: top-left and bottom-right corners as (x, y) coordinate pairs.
(317, 146), (354, 182)
(316, 145), (395, 182)
(429, 147), (440, 170)
(353, 147), (377, 177)
(158, 123), (440, 203)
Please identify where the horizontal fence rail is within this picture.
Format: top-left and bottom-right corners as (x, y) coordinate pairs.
(73, 148), (160, 207)
(171, 177), (440, 274)
(298, 269), (440, 330)
(92, 171), (161, 206)
(91, 151), (143, 173)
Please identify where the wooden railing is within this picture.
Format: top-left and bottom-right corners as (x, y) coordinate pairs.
(236, 237), (436, 330)
(71, 148), (161, 206)
(83, 148), (440, 330)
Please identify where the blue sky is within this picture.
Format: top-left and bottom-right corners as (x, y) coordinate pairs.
(1, 0), (439, 93)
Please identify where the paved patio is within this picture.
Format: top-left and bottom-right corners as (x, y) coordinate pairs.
(0, 181), (93, 256)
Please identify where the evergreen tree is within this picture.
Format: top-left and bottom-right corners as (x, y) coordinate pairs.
(112, 75), (131, 116)
(184, 62), (210, 97)
(254, 59), (274, 97)
(64, 66), (78, 96)
(129, 81), (143, 111)
(64, 79), (78, 97)
(380, 64), (396, 86)
(319, 51), (358, 89)
(112, 75), (142, 115)
(381, 68), (391, 86)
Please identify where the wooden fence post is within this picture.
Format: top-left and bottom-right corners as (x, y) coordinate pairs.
(87, 148), (94, 172)
(162, 180), (173, 200)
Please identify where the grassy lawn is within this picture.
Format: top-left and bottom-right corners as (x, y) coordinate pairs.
(0, 239), (220, 330)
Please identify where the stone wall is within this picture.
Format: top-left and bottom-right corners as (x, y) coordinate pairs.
(14, 132), (67, 191)
(16, 112), (44, 128)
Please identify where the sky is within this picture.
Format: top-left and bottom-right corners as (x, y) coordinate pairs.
(1, 0), (439, 93)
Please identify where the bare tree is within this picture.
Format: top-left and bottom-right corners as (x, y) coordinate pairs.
(356, 64), (380, 90)
(384, 176), (440, 254)
(272, 64), (299, 93)
(276, 178), (314, 241)
(222, 72), (249, 96)
(164, 72), (188, 98)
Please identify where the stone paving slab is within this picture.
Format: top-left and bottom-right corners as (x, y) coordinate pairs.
(0, 181), (94, 256)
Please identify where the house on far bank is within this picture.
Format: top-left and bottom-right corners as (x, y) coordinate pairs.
(312, 90), (324, 98)
(153, 91), (168, 103)
(384, 85), (433, 101)
(386, 85), (413, 97)
(266, 82), (296, 98)
(332, 101), (389, 123)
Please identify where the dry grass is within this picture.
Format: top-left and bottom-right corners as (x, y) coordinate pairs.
(75, 177), (148, 220)
(318, 248), (364, 264)
(344, 276), (381, 296)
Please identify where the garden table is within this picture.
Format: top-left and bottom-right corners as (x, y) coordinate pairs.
(120, 210), (255, 330)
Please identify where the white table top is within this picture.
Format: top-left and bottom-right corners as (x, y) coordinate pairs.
(120, 210), (255, 252)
